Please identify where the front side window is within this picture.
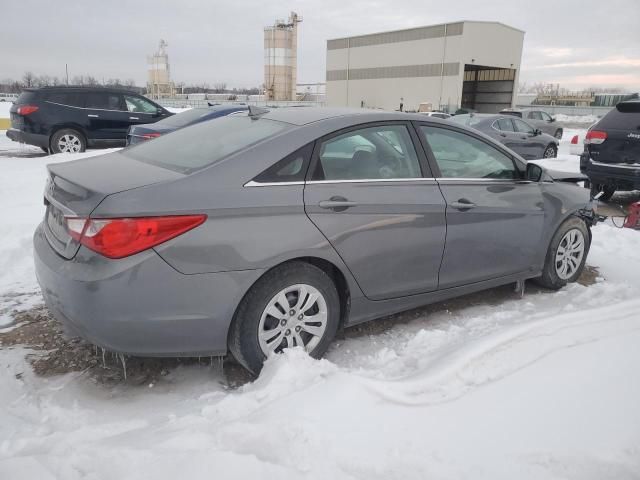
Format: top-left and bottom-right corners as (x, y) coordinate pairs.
(540, 112), (553, 122)
(313, 125), (421, 181)
(124, 95), (158, 113)
(421, 126), (518, 180)
(513, 118), (535, 134)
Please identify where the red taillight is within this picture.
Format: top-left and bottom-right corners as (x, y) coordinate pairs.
(65, 215), (206, 259)
(17, 105), (39, 115)
(142, 133), (161, 140)
(570, 135), (579, 145)
(585, 130), (607, 145)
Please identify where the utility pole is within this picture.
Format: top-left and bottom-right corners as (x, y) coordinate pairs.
(65, 64), (69, 85)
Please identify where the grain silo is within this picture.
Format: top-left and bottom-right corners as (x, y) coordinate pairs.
(264, 12), (302, 101)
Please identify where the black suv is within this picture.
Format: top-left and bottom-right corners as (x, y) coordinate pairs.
(580, 100), (640, 200)
(6, 87), (172, 153)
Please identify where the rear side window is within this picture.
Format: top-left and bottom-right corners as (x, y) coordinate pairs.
(252, 143), (313, 183)
(598, 103), (640, 130)
(495, 118), (515, 132)
(528, 111), (543, 120)
(125, 115), (290, 174)
(86, 92), (123, 110)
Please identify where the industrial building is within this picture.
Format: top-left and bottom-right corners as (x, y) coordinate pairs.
(147, 39), (175, 99)
(264, 12), (302, 101)
(326, 21), (524, 113)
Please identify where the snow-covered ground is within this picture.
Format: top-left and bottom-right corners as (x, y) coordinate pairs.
(1, 129), (639, 479)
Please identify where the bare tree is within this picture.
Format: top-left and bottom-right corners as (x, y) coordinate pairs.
(213, 82), (227, 93)
(124, 78), (136, 88)
(85, 75), (99, 86)
(22, 71), (35, 87)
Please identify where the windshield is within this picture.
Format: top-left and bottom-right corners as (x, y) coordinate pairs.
(125, 115), (290, 173)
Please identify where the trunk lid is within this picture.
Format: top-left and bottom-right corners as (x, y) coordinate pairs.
(43, 151), (184, 259)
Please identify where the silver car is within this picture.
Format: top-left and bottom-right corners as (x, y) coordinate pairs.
(500, 108), (563, 139)
(34, 108), (596, 374)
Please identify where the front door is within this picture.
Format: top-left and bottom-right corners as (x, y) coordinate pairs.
(512, 118), (542, 159)
(304, 122), (447, 300)
(417, 123), (545, 289)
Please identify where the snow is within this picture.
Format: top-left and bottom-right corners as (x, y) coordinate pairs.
(1, 128), (640, 479)
(554, 113), (600, 124)
(0, 102), (12, 118)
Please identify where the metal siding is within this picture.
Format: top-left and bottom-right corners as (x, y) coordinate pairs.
(327, 62), (459, 81)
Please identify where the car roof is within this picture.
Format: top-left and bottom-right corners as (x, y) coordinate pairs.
(259, 107), (438, 126)
(26, 86), (141, 95)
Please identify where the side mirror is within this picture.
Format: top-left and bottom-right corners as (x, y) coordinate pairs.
(526, 163), (543, 182)
(549, 117), (556, 123)
(534, 128), (542, 136)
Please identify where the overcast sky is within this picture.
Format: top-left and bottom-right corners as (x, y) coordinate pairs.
(2, 0), (639, 91)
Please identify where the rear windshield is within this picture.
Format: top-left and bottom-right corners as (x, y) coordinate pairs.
(125, 115), (290, 173)
(16, 91), (38, 104)
(598, 103), (640, 130)
(500, 111), (522, 118)
(450, 115), (484, 126)
(155, 108), (215, 127)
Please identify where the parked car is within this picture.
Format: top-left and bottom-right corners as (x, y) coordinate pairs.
(500, 108), (563, 139)
(0, 92), (19, 102)
(126, 105), (248, 145)
(450, 113), (559, 159)
(420, 111), (451, 120)
(34, 108), (596, 374)
(580, 99), (640, 201)
(6, 87), (172, 153)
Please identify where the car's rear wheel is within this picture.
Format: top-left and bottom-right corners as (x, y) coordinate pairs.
(543, 144), (557, 158)
(534, 217), (590, 290)
(554, 129), (563, 139)
(590, 183), (615, 202)
(228, 261), (340, 374)
(50, 129), (86, 153)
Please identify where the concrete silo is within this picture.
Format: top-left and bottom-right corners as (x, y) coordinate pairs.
(147, 39), (175, 99)
(264, 12), (302, 101)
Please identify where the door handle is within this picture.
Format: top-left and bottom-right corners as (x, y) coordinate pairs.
(318, 196), (358, 211)
(500, 133), (507, 137)
(87, 114), (99, 118)
(450, 199), (476, 210)
(129, 117), (139, 120)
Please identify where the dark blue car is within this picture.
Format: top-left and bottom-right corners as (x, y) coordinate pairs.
(126, 105), (248, 145)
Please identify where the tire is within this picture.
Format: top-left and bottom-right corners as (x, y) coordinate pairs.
(554, 129), (563, 139)
(50, 129), (86, 153)
(228, 261), (340, 375)
(543, 144), (557, 158)
(590, 183), (615, 202)
(534, 217), (590, 290)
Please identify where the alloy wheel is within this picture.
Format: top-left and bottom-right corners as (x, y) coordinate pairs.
(543, 146), (556, 158)
(555, 229), (585, 280)
(57, 134), (82, 153)
(258, 284), (328, 356)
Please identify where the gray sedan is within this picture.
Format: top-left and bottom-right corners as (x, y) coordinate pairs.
(450, 114), (560, 160)
(500, 108), (563, 139)
(34, 108), (596, 374)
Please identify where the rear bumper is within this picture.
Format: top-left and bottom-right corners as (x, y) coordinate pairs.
(6, 128), (49, 148)
(582, 155), (640, 189)
(33, 223), (264, 357)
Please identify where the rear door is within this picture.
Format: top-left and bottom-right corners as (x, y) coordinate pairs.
(84, 91), (130, 143)
(417, 123), (544, 288)
(304, 122), (447, 300)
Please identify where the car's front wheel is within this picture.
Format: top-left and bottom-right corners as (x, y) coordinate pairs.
(50, 129), (86, 153)
(229, 261), (340, 374)
(534, 217), (590, 290)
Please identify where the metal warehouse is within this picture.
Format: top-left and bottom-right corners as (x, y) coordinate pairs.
(326, 21), (524, 113)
